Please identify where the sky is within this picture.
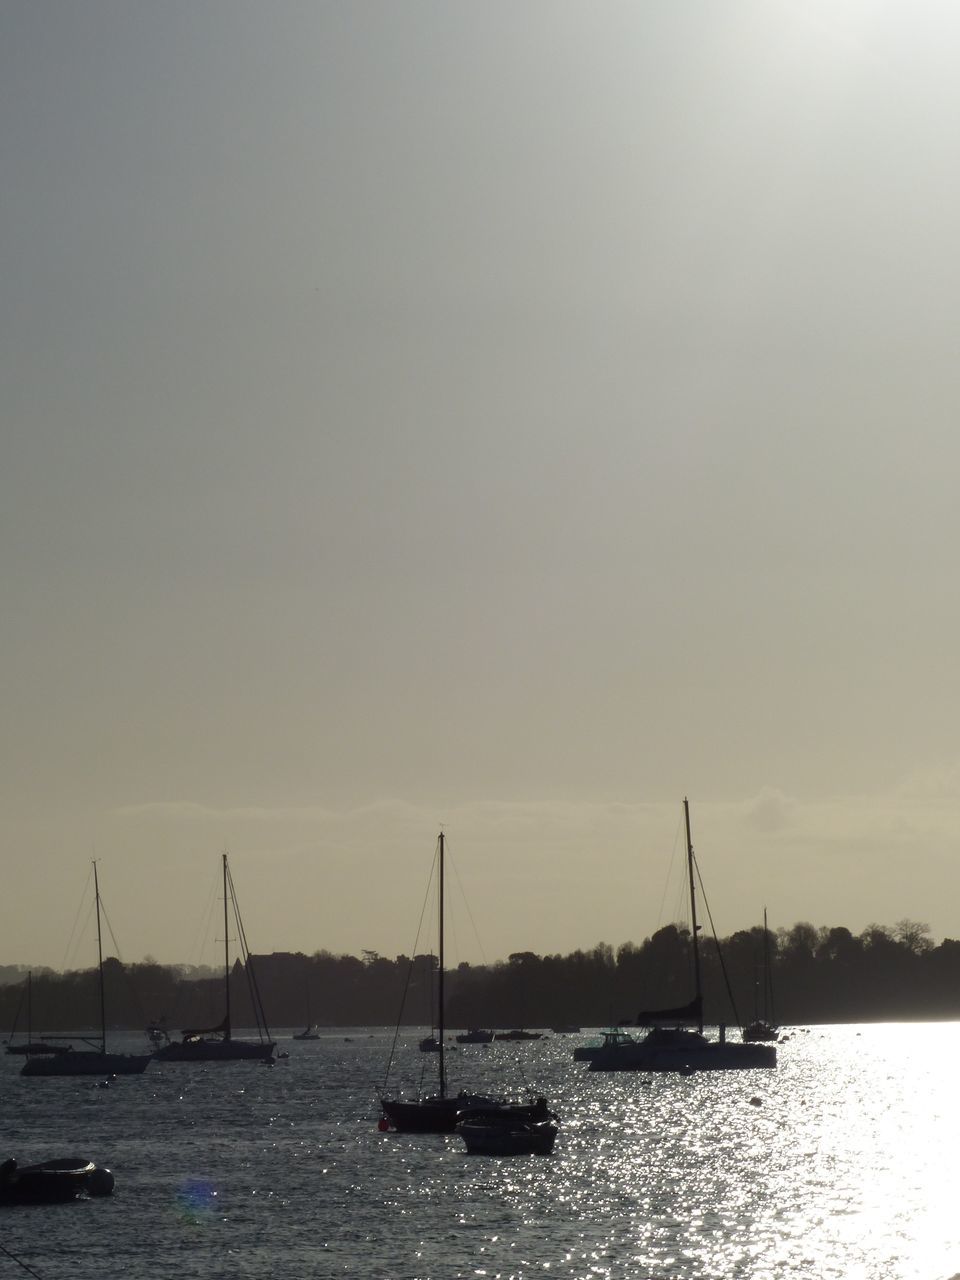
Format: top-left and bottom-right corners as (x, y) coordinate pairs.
(3, 0), (960, 972)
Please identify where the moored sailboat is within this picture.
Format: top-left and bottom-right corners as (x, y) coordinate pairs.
(742, 907), (780, 1042)
(589, 800), (776, 1073)
(153, 854), (275, 1064)
(21, 864), (152, 1077)
(380, 833), (555, 1133)
(6, 973), (72, 1057)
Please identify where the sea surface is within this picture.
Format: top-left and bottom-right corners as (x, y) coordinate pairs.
(1, 1023), (959, 1280)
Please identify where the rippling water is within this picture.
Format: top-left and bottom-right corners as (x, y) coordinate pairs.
(2, 1023), (959, 1279)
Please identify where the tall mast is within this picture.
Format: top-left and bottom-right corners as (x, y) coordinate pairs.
(437, 831), (446, 1099)
(223, 853), (231, 1040)
(684, 799), (704, 1035)
(762, 906), (772, 1023)
(93, 861), (106, 1054)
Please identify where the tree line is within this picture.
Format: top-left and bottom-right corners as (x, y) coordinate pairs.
(2, 919), (957, 1036)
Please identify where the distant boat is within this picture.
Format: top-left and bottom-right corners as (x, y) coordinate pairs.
(572, 1027), (637, 1063)
(455, 1029), (493, 1044)
(380, 833), (554, 1134)
(153, 854), (275, 1064)
(494, 1029), (542, 1042)
(6, 973), (73, 1057)
(293, 1025), (320, 1041)
(550, 1025), (580, 1035)
(589, 801), (777, 1074)
(742, 908), (780, 1043)
(145, 1018), (169, 1047)
(21, 864), (152, 1078)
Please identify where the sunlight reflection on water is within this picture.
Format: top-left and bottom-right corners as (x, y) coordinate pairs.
(2, 1024), (960, 1278)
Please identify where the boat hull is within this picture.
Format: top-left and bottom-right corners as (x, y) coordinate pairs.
(5, 1042), (72, 1056)
(0, 1157), (114, 1203)
(589, 1038), (776, 1072)
(153, 1038), (275, 1063)
(21, 1051), (151, 1077)
(457, 1120), (558, 1156)
(742, 1021), (779, 1043)
(381, 1094), (553, 1135)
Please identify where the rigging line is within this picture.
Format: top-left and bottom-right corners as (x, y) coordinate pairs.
(655, 811), (686, 935)
(97, 891), (153, 1027)
(60, 865), (95, 971)
(97, 893), (124, 963)
(63, 898), (97, 974)
(7, 978), (26, 1040)
(380, 838), (439, 1094)
(446, 854), (488, 968)
(0, 1241), (45, 1279)
(692, 855), (742, 1028)
(188, 860), (222, 970)
(226, 860), (271, 1040)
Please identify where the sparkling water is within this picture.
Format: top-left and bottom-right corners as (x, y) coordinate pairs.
(2, 1023), (958, 1279)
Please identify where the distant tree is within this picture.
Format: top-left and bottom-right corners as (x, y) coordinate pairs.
(893, 919), (933, 955)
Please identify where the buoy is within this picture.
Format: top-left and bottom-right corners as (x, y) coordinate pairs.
(377, 1117), (390, 1132)
(749, 1096), (762, 1107)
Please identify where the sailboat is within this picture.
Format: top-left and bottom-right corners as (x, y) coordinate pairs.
(293, 1024), (320, 1041)
(589, 800), (777, 1073)
(21, 865), (153, 1077)
(6, 973), (72, 1057)
(742, 908), (779, 1042)
(154, 854), (275, 1063)
(380, 833), (555, 1134)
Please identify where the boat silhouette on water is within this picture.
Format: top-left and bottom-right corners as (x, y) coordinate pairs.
(589, 801), (777, 1074)
(456, 1115), (558, 1156)
(0, 1157), (115, 1204)
(21, 864), (152, 1078)
(742, 907), (780, 1043)
(6, 973), (73, 1057)
(380, 832), (555, 1134)
(154, 855), (275, 1064)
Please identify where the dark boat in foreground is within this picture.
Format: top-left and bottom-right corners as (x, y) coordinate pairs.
(153, 855), (275, 1064)
(589, 800), (777, 1074)
(0, 1157), (115, 1204)
(380, 833), (554, 1134)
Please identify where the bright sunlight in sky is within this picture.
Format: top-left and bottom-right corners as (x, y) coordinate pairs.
(3, 1), (960, 968)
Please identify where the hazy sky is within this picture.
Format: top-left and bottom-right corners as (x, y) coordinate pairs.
(4, 0), (960, 973)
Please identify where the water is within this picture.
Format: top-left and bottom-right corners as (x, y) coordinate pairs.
(1, 1024), (958, 1280)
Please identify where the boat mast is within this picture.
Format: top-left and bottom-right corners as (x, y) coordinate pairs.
(93, 861), (107, 1055)
(222, 853), (231, 1040)
(683, 799), (704, 1034)
(438, 831), (446, 1100)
